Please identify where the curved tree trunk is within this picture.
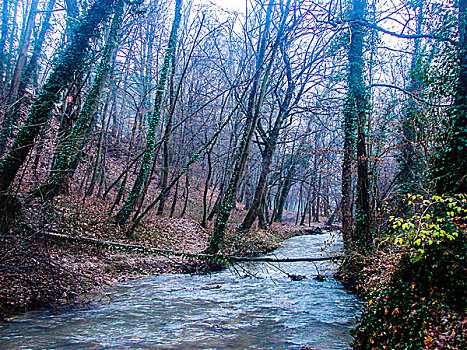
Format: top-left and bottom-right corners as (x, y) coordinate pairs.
(207, 0), (290, 254)
(114, 0), (182, 226)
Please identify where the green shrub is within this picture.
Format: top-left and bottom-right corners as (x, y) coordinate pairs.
(353, 194), (466, 349)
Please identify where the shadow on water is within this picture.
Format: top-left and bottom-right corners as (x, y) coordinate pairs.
(0, 232), (362, 350)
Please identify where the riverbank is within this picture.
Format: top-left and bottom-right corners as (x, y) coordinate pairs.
(0, 195), (307, 320)
(338, 238), (466, 349)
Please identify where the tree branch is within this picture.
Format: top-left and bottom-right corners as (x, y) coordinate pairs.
(354, 20), (458, 46)
(371, 83), (451, 107)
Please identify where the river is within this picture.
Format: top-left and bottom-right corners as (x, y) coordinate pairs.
(0, 231), (361, 349)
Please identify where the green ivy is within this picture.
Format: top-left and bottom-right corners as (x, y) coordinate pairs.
(354, 193), (466, 349)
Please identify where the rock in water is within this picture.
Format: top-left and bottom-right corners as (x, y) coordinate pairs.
(288, 274), (306, 281)
(301, 227), (323, 235)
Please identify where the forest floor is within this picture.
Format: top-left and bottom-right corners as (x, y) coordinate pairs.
(0, 194), (322, 321)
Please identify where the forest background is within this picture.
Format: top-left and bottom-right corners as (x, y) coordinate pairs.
(0, 0), (465, 348)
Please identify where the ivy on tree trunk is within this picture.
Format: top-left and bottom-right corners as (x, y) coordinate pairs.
(433, 0), (467, 195)
(342, 0), (372, 253)
(0, 0), (116, 193)
(44, 0), (125, 198)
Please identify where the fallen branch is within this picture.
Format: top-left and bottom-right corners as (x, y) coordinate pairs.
(36, 231), (215, 260)
(34, 231), (342, 263)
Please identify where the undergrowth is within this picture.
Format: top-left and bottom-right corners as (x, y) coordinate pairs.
(352, 194), (467, 349)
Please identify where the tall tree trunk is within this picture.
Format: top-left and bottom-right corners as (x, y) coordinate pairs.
(0, 0), (116, 193)
(180, 172), (189, 218)
(434, 0), (467, 194)
(0, 0), (56, 156)
(0, 0), (9, 81)
(300, 185), (312, 225)
(295, 182), (303, 225)
(355, 120), (371, 252)
(273, 160), (295, 222)
(157, 45), (177, 216)
(239, 48), (294, 232)
(207, 135), (235, 221)
(169, 179), (179, 217)
(313, 174), (321, 222)
(201, 144), (213, 228)
(114, 0), (182, 226)
(342, 0), (371, 253)
(398, 0), (424, 198)
(341, 114), (355, 246)
(4, 0), (18, 86)
(7, 0), (39, 102)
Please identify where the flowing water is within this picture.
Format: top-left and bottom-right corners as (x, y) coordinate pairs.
(0, 231), (361, 350)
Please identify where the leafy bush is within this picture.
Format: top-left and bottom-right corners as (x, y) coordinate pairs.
(353, 194), (466, 349)
(390, 194), (466, 260)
